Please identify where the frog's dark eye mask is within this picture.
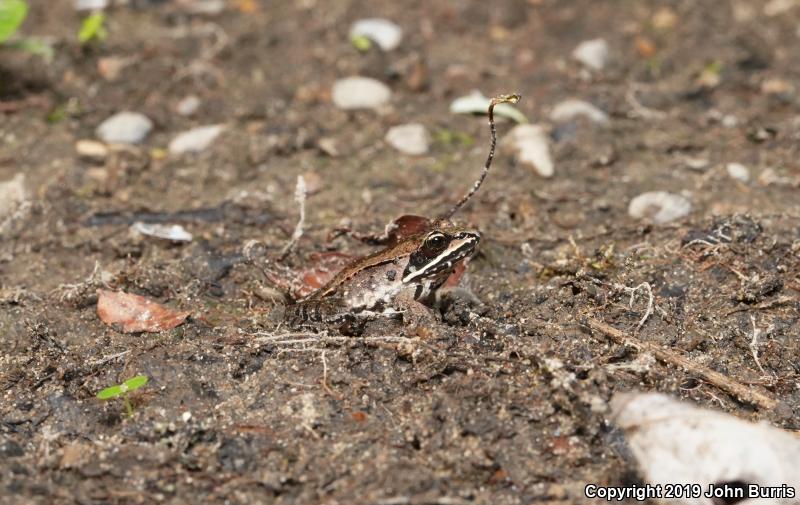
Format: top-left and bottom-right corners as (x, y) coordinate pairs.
(402, 231), (480, 283)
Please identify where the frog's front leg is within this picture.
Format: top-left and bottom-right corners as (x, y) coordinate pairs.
(391, 289), (440, 330)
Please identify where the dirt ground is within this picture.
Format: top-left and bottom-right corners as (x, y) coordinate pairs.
(2, 1), (800, 504)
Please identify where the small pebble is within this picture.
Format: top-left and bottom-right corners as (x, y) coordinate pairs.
(74, 0), (108, 10)
(168, 125), (224, 155)
(332, 77), (391, 110)
(349, 18), (403, 51)
(721, 115), (738, 128)
(96, 111), (153, 144)
(684, 157), (710, 171)
(131, 222), (193, 242)
(726, 162), (750, 182)
(176, 95), (201, 116)
(761, 78), (794, 95)
(75, 139), (109, 160)
(509, 124), (554, 178)
(572, 38), (609, 71)
(385, 123), (429, 155)
(183, 0), (225, 14)
(628, 191), (691, 224)
(450, 91), (528, 123)
(652, 7), (678, 30)
(549, 99), (609, 124)
(764, 0), (796, 16)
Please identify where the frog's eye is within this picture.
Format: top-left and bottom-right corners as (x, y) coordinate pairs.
(424, 232), (446, 251)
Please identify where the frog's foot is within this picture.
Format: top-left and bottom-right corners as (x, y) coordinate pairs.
(436, 286), (486, 326)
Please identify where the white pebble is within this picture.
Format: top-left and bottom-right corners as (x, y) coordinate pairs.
(332, 77), (391, 110)
(349, 18), (403, 51)
(131, 222), (193, 242)
(168, 125), (224, 155)
(721, 114), (738, 128)
(385, 123), (429, 155)
(509, 124), (554, 178)
(74, 0), (108, 10)
(572, 38), (610, 71)
(450, 90), (528, 124)
(176, 95), (201, 116)
(726, 162), (750, 182)
(96, 111), (153, 144)
(549, 99), (609, 124)
(683, 157), (710, 171)
(628, 191), (691, 224)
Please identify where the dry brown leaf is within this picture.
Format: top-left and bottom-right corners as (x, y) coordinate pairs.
(97, 289), (190, 333)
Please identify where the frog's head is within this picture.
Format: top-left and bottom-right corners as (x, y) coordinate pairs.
(402, 225), (480, 285)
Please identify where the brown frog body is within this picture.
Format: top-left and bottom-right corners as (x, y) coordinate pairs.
(285, 221), (480, 328)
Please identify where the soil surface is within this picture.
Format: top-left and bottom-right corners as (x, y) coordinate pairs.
(2, 1), (800, 504)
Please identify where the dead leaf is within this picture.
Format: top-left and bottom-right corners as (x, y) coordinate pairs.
(97, 289), (190, 333)
(299, 252), (354, 295)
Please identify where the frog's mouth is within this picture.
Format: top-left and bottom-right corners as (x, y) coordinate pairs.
(402, 232), (480, 283)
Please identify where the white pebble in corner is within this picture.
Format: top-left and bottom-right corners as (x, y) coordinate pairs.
(385, 123), (430, 155)
(726, 162), (750, 183)
(96, 111), (153, 145)
(332, 77), (391, 110)
(168, 125), (225, 155)
(572, 38), (610, 71)
(350, 18), (403, 51)
(628, 191), (691, 224)
(509, 124), (554, 178)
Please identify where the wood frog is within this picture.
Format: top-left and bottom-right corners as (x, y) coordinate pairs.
(285, 220), (480, 329)
(281, 94), (520, 330)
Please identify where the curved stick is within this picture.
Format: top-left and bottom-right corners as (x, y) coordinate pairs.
(441, 93), (521, 220)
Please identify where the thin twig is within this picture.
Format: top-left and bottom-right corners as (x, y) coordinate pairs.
(625, 282), (654, 332)
(280, 175), (307, 261)
(748, 315), (772, 378)
(582, 316), (778, 410)
(319, 351), (342, 399)
(441, 93), (520, 219)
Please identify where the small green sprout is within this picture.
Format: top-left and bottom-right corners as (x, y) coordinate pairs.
(0, 0), (27, 44)
(350, 34), (371, 52)
(97, 375), (148, 417)
(78, 12), (107, 45)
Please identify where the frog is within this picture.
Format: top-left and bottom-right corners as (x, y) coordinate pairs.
(284, 220), (480, 329)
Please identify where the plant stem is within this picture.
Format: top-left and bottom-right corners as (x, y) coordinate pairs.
(123, 393), (133, 418)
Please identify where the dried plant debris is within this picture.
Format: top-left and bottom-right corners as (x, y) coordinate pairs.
(611, 393), (800, 505)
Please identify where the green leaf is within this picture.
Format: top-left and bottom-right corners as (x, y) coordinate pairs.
(0, 0), (28, 43)
(123, 375), (148, 391)
(6, 37), (54, 62)
(78, 12), (107, 45)
(97, 384), (123, 400)
(350, 34), (371, 52)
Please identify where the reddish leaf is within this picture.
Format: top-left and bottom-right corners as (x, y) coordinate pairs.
(97, 289), (190, 333)
(385, 215), (432, 245)
(298, 252), (355, 295)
